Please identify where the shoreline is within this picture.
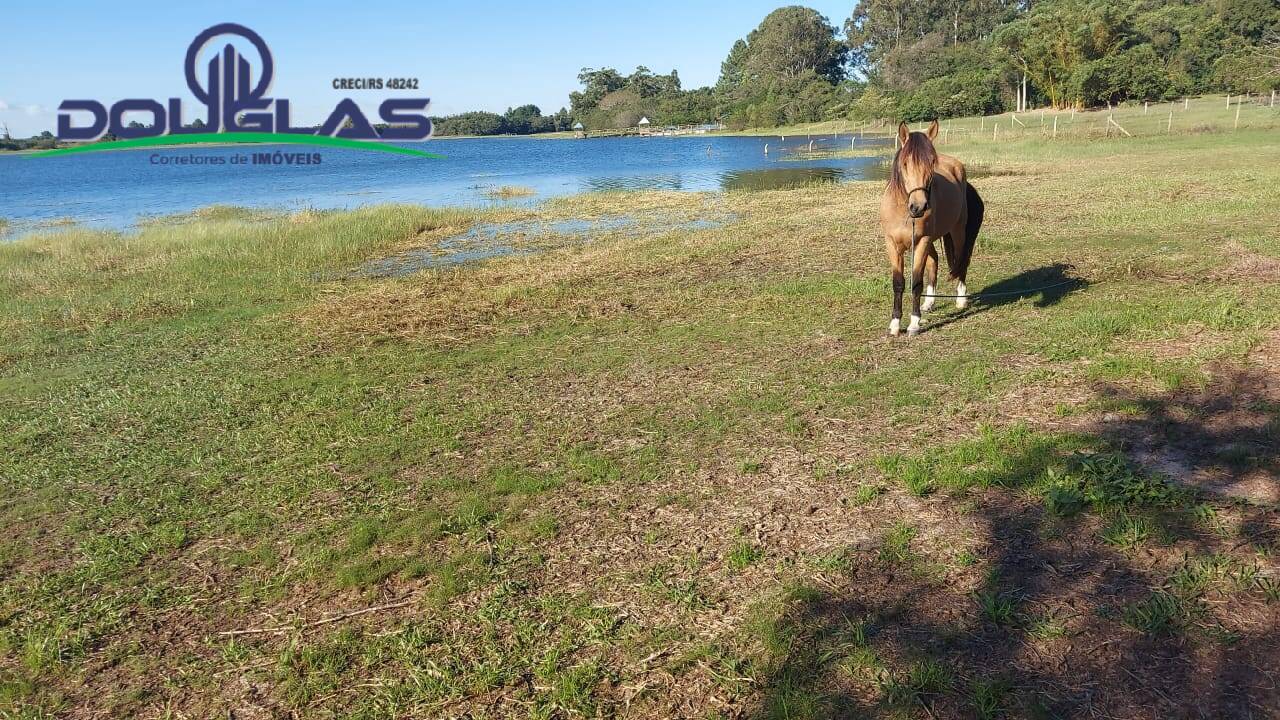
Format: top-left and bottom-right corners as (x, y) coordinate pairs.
(0, 128), (884, 153)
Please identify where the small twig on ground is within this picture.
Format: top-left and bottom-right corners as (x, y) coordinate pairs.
(217, 599), (414, 637)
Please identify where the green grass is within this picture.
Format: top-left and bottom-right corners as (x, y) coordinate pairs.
(1123, 591), (1195, 635)
(977, 590), (1019, 627)
(727, 541), (765, 571)
(877, 522), (918, 566)
(878, 658), (953, 708)
(970, 676), (1012, 720)
(2, 119), (1279, 717)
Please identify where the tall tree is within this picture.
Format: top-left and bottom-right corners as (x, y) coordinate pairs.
(741, 6), (849, 84)
(569, 68), (626, 115)
(717, 39), (750, 92)
(845, 0), (937, 72)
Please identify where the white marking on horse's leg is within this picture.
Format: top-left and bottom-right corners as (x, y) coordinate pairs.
(921, 285), (936, 312)
(955, 281), (968, 309)
(907, 314), (921, 336)
(889, 318), (900, 336)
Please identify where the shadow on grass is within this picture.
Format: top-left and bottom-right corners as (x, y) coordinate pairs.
(973, 262), (1088, 309)
(923, 263), (1088, 335)
(1096, 368), (1280, 506)
(745, 373), (1279, 719)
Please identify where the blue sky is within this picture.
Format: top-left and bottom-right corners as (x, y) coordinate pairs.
(1, 1), (852, 137)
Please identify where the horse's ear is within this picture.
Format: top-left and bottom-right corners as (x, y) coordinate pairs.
(926, 119), (939, 140)
(897, 122), (909, 146)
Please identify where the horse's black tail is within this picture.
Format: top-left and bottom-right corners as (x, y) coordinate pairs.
(950, 182), (983, 280)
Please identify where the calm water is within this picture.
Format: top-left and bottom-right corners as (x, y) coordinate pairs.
(0, 134), (890, 236)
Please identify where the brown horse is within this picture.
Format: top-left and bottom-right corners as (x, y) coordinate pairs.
(879, 120), (984, 336)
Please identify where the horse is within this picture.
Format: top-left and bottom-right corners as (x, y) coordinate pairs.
(879, 120), (984, 336)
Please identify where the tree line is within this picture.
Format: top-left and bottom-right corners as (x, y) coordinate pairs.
(430, 105), (576, 136)
(435, 0), (1279, 134)
(7, 2), (1277, 144)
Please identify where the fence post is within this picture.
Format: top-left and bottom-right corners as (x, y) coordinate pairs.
(1226, 93), (1231, 109)
(1235, 100), (1241, 130)
(1053, 115), (1057, 138)
(1167, 111), (1172, 133)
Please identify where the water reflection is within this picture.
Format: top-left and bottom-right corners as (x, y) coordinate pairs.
(578, 164), (879, 195)
(583, 174), (692, 192)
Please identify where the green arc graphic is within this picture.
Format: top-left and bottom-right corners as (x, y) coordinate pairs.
(26, 132), (443, 159)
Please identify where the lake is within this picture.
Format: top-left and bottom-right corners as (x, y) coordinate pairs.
(0, 134), (891, 237)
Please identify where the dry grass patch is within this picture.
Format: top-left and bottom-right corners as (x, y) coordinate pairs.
(483, 184), (537, 199)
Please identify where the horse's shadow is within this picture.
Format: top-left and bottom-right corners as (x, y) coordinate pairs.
(924, 262), (1087, 333)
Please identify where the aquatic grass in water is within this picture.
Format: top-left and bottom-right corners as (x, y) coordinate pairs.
(483, 185), (537, 199)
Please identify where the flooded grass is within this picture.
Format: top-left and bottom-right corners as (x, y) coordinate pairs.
(358, 213), (733, 277)
(483, 185), (538, 199)
(136, 204), (284, 228)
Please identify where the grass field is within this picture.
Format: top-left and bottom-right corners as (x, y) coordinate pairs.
(723, 93), (1279, 142)
(2, 106), (1279, 719)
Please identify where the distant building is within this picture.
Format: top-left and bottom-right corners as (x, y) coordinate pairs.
(573, 121), (585, 138)
(638, 116), (652, 135)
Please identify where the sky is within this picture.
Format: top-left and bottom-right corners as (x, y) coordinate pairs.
(1, 0), (853, 137)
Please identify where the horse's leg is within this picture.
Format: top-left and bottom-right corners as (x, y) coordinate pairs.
(951, 226), (970, 309)
(908, 238), (930, 336)
(921, 244), (939, 313)
(885, 236), (905, 336)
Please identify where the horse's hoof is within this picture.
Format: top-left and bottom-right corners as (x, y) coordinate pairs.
(921, 286), (935, 312)
(907, 315), (921, 336)
(955, 282), (968, 309)
(888, 318), (901, 336)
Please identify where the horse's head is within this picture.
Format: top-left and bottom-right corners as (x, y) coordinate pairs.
(893, 120), (939, 219)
